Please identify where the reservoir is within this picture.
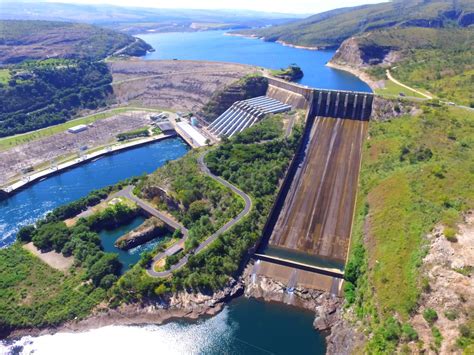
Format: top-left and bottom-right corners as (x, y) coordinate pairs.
(137, 30), (371, 92)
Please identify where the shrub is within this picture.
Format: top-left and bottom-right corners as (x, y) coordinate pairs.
(421, 277), (431, 293)
(423, 308), (438, 325)
(139, 251), (153, 268)
(401, 323), (418, 342)
(432, 327), (443, 348)
(383, 317), (402, 341)
(444, 309), (458, 321)
(154, 283), (169, 296)
(188, 200), (211, 221)
(444, 227), (457, 242)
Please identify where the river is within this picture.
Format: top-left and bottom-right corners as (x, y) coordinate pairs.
(1, 298), (325, 354)
(0, 138), (189, 247)
(0, 30), (371, 354)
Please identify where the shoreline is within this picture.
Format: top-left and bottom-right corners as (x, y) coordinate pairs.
(3, 265), (342, 349)
(1, 133), (177, 197)
(326, 61), (379, 92)
(275, 40), (320, 51)
(225, 32), (321, 51)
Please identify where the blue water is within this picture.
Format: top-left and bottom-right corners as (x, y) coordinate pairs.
(0, 138), (189, 247)
(2, 298), (325, 354)
(137, 30), (371, 92)
(98, 215), (170, 274)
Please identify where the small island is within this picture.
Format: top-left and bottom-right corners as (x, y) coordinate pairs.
(270, 64), (304, 82)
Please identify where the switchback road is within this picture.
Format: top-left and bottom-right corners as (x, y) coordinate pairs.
(114, 150), (252, 278)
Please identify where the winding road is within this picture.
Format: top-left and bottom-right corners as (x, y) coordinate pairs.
(114, 150), (252, 278)
(386, 69), (433, 99)
(386, 69), (474, 112)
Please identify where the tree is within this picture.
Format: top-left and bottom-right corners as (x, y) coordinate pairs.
(188, 200), (211, 221)
(32, 222), (69, 252)
(17, 225), (36, 243)
(88, 253), (121, 286)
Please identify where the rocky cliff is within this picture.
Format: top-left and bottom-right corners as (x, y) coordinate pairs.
(329, 35), (400, 69)
(199, 75), (268, 122)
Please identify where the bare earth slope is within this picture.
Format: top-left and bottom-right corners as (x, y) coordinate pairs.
(110, 60), (259, 112)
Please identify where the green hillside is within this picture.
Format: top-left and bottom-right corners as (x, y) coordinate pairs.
(0, 20), (152, 64)
(236, 0), (474, 48)
(363, 28), (474, 105)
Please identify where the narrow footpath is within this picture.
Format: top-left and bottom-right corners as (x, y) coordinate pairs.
(115, 150), (252, 278)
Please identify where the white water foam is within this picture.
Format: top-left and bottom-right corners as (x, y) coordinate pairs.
(1, 307), (236, 355)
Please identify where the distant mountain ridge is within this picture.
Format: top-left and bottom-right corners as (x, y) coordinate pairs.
(0, 2), (301, 34)
(0, 20), (152, 64)
(235, 0), (474, 48)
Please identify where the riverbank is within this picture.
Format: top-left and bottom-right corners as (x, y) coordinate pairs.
(326, 61), (380, 92)
(4, 262), (343, 354)
(1, 133), (176, 196)
(5, 276), (244, 340)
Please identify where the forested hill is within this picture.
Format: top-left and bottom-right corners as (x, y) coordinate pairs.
(235, 0), (474, 48)
(0, 20), (152, 64)
(0, 60), (113, 137)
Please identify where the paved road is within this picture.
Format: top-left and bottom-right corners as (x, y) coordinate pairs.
(114, 185), (188, 234)
(114, 150), (252, 278)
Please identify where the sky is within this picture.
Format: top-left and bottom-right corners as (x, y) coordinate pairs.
(43, 0), (389, 15)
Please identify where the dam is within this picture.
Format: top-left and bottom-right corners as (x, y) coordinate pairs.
(252, 79), (373, 295)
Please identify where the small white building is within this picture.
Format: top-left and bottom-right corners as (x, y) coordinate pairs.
(68, 124), (88, 134)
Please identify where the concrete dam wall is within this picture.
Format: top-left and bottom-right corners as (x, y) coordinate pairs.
(312, 89), (373, 120)
(265, 77), (311, 110)
(255, 82), (373, 291)
(267, 116), (368, 264)
(265, 76), (374, 121)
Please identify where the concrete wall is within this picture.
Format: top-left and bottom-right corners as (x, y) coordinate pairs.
(265, 76), (374, 120)
(312, 89), (373, 120)
(265, 77), (312, 110)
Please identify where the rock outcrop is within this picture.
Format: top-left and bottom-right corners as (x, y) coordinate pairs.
(115, 217), (168, 250)
(330, 36), (400, 69)
(199, 75), (268, 122)
(371, 96), (421, 121)
(405, 212), (474, 354)
(326, 310), (366, 355)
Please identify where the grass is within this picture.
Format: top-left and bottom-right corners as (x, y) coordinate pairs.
(346, 104), (473, 352)
(0, 69), (10, 85)
(375, 79), (426, 99)
(0, 243), (105, 329)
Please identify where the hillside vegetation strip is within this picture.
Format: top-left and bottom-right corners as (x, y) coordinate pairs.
(235, 0), (474, 48)
(345, 104), (473, 353)
(0, 20), (152, 64)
